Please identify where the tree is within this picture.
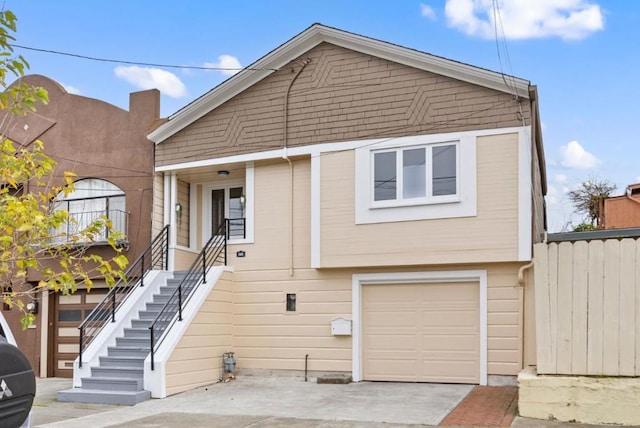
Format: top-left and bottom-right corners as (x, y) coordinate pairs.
(0, 10), (128, 328)
(567, 177), (616, 229)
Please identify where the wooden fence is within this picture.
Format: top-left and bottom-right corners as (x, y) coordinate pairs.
(534, 238), (640, 376)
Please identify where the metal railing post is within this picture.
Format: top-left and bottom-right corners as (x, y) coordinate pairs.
(111, 290), (116, 322)
(178, 283), (183, 322)
(79, 327), (84, 368)
(164, 225), (169, 270)
(140, 253), (145, 287)
(150, 327), (155, 370)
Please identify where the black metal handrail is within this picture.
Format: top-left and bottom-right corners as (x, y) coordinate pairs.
(78, 225), (170, 367)
(149, 222), (227, 370)
(226, 217), (246, 239)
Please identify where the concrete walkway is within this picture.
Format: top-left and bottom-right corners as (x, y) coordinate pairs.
(31, 377), (615, 427)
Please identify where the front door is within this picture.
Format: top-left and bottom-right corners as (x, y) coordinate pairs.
(209, 186), (245, 239)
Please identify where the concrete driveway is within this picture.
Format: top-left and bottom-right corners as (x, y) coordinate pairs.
(33, 377), (473, 427)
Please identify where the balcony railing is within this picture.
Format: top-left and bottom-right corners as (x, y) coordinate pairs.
(50, 209), (128, 245)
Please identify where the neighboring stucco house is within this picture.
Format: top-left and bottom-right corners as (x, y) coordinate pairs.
(0, 75), (159, 378)
(598, 182), (640, 229)
(60, 24), (546, 404)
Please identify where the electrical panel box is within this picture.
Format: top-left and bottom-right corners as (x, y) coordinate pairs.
(331, 318), (352, 336)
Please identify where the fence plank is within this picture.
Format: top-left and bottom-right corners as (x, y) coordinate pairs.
(534, 243), (551, 373)
(587, 240), (604, 375)
(603, 239), (621, 376)
(548, 243), (559, 374)
(556, 242), (574, 374)
(571, 241), (589, 374)
(619, 239), (636, 376)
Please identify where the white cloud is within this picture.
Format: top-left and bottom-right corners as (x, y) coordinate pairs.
(444, 0), (604, 40)
(61, 83), (81, 95)
(560, 140), (599, 169)
(114, 66), (187, 98)
(204, 55), (242, 77)
(420, 4), (437, 20)
(554, 173), (568, 184)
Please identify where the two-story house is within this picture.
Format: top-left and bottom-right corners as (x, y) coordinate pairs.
(1, 75), (159, 378)
(148, 23), (546, 393)
(60, 24), (546, 404)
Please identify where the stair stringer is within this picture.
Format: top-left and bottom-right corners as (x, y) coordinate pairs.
(72, 270), (173, 387)
(144, 266), (230, 398)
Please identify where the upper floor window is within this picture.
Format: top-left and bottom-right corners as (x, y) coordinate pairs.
(52, 179), (127, 244)
(372, 142), (458, 206)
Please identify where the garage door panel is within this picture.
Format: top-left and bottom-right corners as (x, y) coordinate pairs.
(364, 311), (420, 327)
(368, 334), (420, 350)
(421, 334), (478, 351)
(363, 281), (479, 384)
(421, 360), (479, 383)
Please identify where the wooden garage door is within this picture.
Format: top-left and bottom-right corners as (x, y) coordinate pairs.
(363, 281), (479, 383)
(53, 289), (107, 377)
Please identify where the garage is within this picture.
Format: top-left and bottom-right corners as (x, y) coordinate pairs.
(362, 281), (480, 384)
(51, 288), (107, 377)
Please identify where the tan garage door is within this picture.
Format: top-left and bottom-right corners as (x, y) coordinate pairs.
(363, 281), (479, 383)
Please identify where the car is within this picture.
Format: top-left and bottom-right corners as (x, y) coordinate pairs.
(0, 312), (35, 428)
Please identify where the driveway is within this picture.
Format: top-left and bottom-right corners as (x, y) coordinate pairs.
(33, 377), (473, 427)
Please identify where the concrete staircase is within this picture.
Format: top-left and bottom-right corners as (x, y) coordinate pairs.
(58, 272), (187, 406)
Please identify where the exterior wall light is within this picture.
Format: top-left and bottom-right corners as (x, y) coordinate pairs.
(217, 170), (230, 177)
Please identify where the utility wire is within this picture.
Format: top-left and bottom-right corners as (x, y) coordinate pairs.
(10, 43), (278, 72)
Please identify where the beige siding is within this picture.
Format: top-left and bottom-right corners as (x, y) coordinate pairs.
(534, 239), (640, 376)
(232, 268), (352, 373)
(228, 263), (523, 377)
(165, 272), (233, 396)
(176, 179), (190, 247)
(174, 248), (199, 271)
(157, 43), (530, 167)
(152, 173), (164, 238)
(225, 159), (311, 271)
(320, 133), (520, 267)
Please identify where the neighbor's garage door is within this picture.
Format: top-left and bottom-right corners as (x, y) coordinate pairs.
(53, 289), (107, 378)
(363, 281), (480, 384)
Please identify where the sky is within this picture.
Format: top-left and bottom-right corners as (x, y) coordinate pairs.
(6, 0), (639, 232)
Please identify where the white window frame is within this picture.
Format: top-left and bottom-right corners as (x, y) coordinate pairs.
(355, 134), (477, 225)
(370, 141), (460, 208)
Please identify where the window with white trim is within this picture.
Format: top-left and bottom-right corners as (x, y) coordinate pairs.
(372, 142), (458, 206)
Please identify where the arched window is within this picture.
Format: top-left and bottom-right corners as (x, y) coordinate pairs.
(52, 179), (127, 244)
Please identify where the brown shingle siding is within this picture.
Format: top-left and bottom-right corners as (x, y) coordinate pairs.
(157, 42), (530, 166)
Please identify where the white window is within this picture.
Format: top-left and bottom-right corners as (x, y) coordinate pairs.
(372, 142), (458, 206)
(354, 134), (476, 225)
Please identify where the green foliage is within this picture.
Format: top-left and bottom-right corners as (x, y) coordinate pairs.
(0, 10), (129, 327)
(573, 222), (597, 232)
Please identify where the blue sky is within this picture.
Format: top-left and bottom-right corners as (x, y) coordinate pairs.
(6, 1), (638, 232)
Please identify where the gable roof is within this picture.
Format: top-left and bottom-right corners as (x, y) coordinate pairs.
(149, 23), (531, 144)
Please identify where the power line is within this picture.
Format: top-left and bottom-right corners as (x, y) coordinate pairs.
(10, 43), (278, 72)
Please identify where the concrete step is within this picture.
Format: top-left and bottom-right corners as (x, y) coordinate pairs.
(116, 336), (149, 348)
(99, 356), (145, 369)
(146, 302), (178, 312)
(137, 310), (161, 320)
(57, 388), (151, 406)
(81, 376), (143, 392)
(151, 294), (171, 304)
(107, 346), (149, 358)
(131, 319), (153, 329)
(123, 327), (150, 339)
(92, 366), (144, 379)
